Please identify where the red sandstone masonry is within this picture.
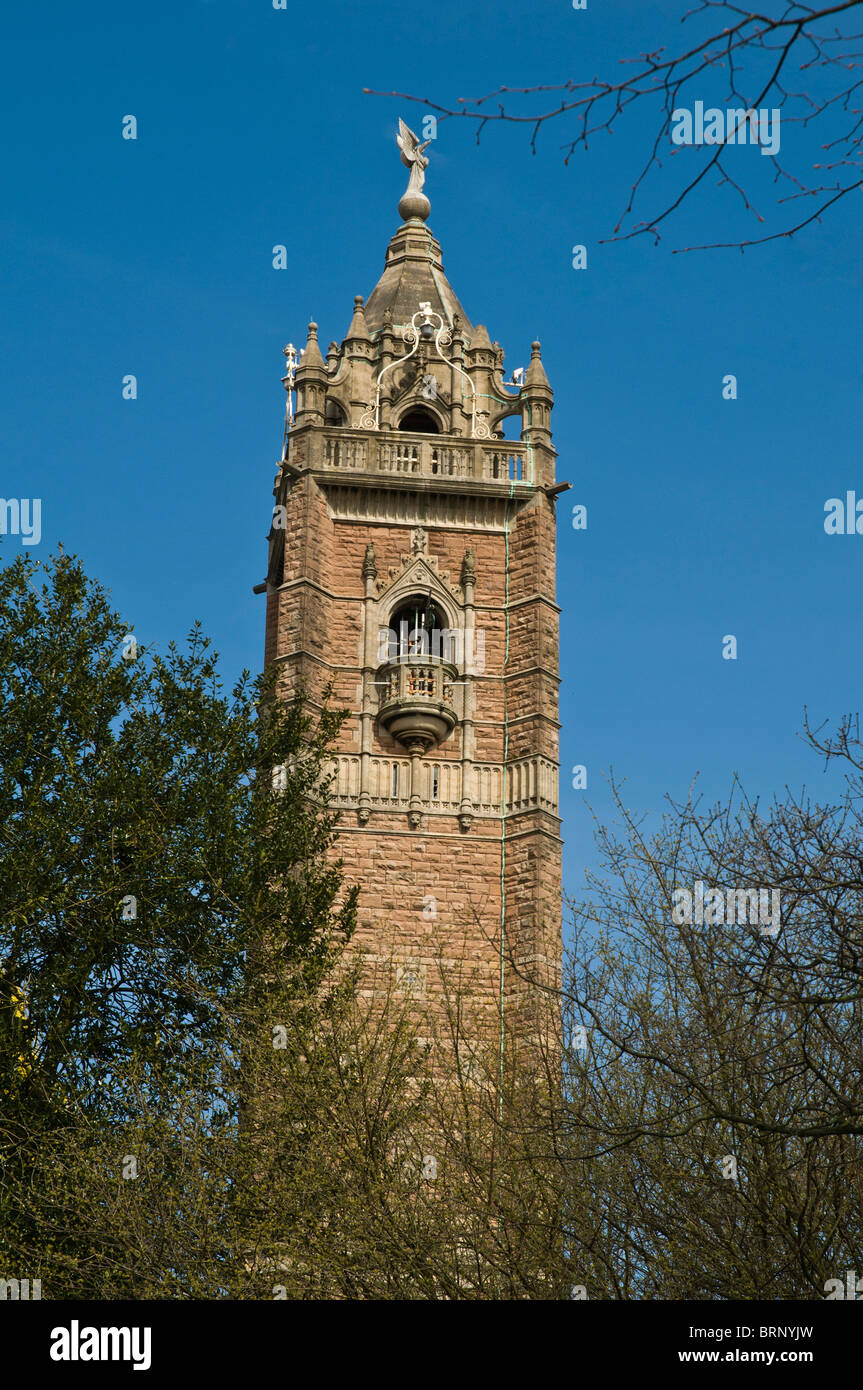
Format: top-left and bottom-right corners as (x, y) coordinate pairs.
(263, 249), (562, 1043)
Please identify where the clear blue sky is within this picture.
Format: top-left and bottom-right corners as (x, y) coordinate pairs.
(3, 0), (860, 899)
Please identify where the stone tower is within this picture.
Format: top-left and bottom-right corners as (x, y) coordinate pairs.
(259, 123), (564, 1045)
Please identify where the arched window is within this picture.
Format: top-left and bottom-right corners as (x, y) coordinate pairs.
(399, 408), (440, 434)
(325, 398), (346, 425)
(390, 597), (447, 661)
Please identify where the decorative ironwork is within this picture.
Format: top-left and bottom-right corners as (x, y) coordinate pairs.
(280, 343), (299, 458)
(360, 304), (490, 439)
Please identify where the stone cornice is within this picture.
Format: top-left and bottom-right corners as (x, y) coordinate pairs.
(268, 577), (560, 616)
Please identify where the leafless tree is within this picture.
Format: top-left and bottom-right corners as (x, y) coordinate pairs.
(368, 1), (863, 250)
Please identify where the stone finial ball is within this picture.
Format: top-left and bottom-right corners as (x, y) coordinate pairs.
(398, 190), (431, 222)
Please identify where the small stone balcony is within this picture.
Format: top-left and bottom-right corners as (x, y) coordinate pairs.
(376, 657), (458, 752)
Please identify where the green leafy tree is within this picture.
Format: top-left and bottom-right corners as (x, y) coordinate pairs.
(0, 548), (356, 1297)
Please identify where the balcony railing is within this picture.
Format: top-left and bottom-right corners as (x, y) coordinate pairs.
(328, 754), (559, 816)
(292, 428), (531, 484)
(375, 658), (458, 752)
(378, 659), (456, 708)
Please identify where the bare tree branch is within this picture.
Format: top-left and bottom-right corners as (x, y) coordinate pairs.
(366, 1), (863, 250)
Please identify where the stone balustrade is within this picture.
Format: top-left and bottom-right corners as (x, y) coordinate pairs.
(288, 427), (532, 485)
(329, 754), (558, 817)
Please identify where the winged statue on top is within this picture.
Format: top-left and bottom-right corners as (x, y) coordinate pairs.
(397, 118), (431, 197)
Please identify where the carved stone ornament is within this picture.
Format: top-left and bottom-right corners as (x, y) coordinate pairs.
(362, 542), (378, 579)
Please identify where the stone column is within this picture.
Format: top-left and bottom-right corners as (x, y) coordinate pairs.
(459, 548), (476, 832)
(407, 740), (424, 829)
(378, 309), (396, 431)
(358, 542), (377, 824)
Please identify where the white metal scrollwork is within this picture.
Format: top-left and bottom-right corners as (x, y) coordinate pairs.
(360, 303), (489, 438)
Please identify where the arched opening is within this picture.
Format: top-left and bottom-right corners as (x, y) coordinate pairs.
(325, 398), (346, 425)
(390, 597), (448, 661)
(494, 411), (522, 441)
(398, 408), (440, 434)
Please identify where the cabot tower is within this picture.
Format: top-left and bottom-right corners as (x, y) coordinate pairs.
(260, 121), (563, 1036)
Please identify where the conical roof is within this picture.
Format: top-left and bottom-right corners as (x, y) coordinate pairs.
(345, 294), (371, 341)
(525, 340), (550, 387)
(299, 320), (325, 368)
(363, 221), (474, 338)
